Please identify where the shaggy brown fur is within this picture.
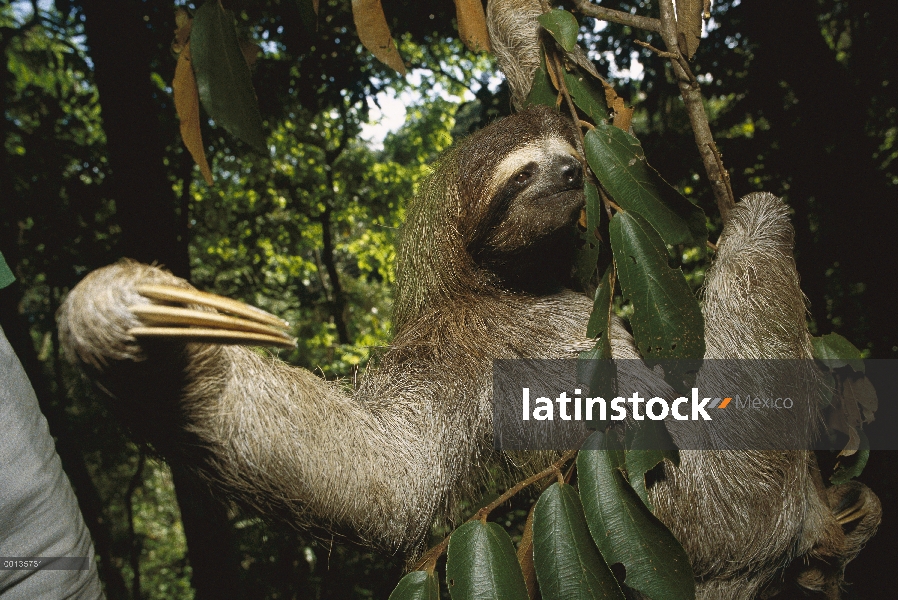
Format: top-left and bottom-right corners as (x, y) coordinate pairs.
(58, 111), (878, 597)
(59, 108), (593, 549)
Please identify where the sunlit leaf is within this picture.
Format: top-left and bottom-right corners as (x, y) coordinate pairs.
(585, 125), (706, 247)
(812, 333), (865, 372)
(352, 0), (407, 75)
(454, 0), (491, 52)
(173, 42), (213, 185)
(563, 69), (608, 125)
(389, 570), (440, 600)
(538, 9), (579, 53)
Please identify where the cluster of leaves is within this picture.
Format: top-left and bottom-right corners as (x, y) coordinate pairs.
(391, 433), (693, 600)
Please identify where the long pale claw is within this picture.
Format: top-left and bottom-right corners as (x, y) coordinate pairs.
(126, 284), (296, 349)
(136, 284), (290, 329)
(127, 326), (296, 348)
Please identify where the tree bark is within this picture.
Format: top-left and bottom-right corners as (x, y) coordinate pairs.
(78, 0), (189, 277)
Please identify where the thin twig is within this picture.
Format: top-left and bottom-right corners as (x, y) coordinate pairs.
(572, 0), (662, 33)
(655, 0), (735, 221)
(474, 449), (578, 521)
(633, 39), (678, 59)
(412, 449), (579, 572)
(546, 46), (585, 152)
(576, 0), (735, 221)
(708, 141), (735, 207)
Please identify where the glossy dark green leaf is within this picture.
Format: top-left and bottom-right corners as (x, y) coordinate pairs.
(625, 422), (680, 510)
(389, 570), (440, 600)
(585, 125), (706, 247)
(538, 9), (579, 52)
(831, 431), (871, 484)
(525, 51), (558, 109)
(446, 520), (529, 600)
(610, 210), (704, 360)
(578, 433), (695, 600)
(811, 333), (865, 372)
(533, 483), (626, 600)
(575, 182), (602, 289)
(586, 266), (613, 340)
(563, 68), (608, 125)
(192, 1), (267, 153)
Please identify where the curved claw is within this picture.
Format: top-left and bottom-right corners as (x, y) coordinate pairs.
(136, 284), (290, 329)
(127, 284), (296, 349)
(127, 326), (296, 349)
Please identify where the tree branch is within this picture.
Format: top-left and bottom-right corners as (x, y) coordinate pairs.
(656, 0), (735, 220)
(574, 0), (735, 221)
(572, 0), (661, 33)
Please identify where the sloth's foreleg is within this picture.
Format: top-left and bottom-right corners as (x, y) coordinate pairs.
(57, 260), (471, 550)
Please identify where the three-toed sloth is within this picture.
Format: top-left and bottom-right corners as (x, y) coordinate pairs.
(58, 107), (878, 598)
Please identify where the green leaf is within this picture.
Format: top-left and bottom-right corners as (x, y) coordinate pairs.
(192, 1), (267, 153)
(538, 9), (579, 53)
(812, 333), (865, 372)
(610, 210), (704, 359)
(0, 251), (14, 290)
(585, 125), (706, 247)
(389, 571), (440, 600)
(575, 182), (602, 289)
(586, 266), (613, 340)
(578, 433), (695, 600)
(831, 431), (871, 484)
(563, 68), (608, 125)
(533, 483), (626, 600)
(625, 422), (679, 510)
(525, 51), (558, 109)
(446, 520), (529, 600)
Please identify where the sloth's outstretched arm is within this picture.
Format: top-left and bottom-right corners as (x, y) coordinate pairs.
(57, 260), (475, 550)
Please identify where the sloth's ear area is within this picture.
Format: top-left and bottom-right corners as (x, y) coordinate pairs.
(127, 285), (296, 348)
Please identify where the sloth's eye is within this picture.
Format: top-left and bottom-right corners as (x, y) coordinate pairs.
(514, 171), (531, 185)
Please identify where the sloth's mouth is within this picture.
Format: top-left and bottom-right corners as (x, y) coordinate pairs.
(537, 188), (586, 226)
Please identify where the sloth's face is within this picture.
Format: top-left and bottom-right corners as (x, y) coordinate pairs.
(478, 135), (584, 254)
(464, 117), (586, 294)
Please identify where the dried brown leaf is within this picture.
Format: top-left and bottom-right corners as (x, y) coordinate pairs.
(173, 8), (192, 54)
(453, 0), (491, 53)
(312, 0), (319, 14)
(612, 97), (634, 131)
(173, 43), (213, 185)
(839, 425), (861, 457)
(516, 505), (538, 600)
(351, 0), (406, 75)
(843, 373), (879, 424)
(675, 0), (703, 59)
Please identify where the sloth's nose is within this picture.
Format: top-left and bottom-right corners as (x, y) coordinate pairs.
(558, 156), (583, 188)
